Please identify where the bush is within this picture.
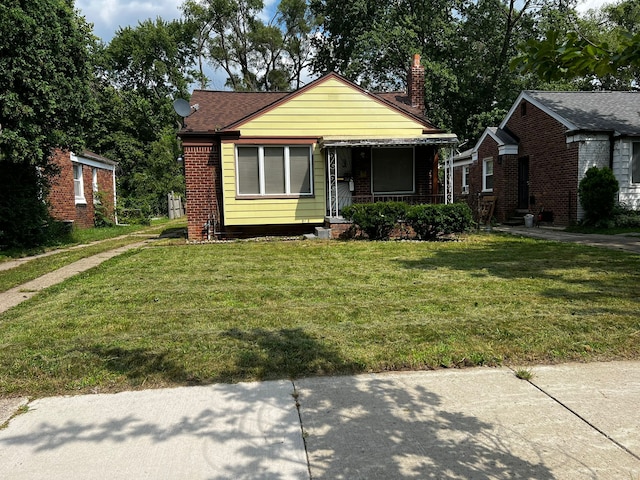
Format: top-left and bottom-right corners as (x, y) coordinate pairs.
(405, 203), (474, 240)
(341, 202), (408, 240)
(578, 167), (619, 225)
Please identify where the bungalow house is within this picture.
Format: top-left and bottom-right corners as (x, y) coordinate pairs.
(178, 55), (458, 240)
(453, 91), (640, 225)
(48, 150), (117, 228)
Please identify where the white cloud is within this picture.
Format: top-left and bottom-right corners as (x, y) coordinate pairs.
(76, 0), (183, 41)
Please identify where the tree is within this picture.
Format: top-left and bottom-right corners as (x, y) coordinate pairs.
(0, 0), (95, 246)
(182, 0), (317, 91)
(512, 0), (640, 87)
(310, 0), (570, 141)
(90, 19), (197, 215)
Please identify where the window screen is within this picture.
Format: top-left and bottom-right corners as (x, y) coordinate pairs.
(264, 147), (285, 194)
(237, 147), (260, 195)
(289, 147), (311, 194)
(633, 142), (640, 184)
(372, 147), (414, 193)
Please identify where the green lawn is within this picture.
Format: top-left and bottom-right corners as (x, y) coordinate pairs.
(1, 233), (639, 398)
(0, 219), (186, 293)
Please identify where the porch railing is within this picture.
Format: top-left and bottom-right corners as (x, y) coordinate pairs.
(331, 193), (445, 217)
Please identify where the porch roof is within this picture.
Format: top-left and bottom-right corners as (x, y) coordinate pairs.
(319, 133), (458, 148)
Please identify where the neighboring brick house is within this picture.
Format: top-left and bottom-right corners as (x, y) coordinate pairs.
(454, 91), (640, 225)
(48, 150), (117, 228)
(178, 56), (457, 240)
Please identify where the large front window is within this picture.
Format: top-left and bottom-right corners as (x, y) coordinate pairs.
(372, 147), (415, 194)
(237, 145), (312, 196)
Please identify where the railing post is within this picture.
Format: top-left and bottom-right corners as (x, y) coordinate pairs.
(327, 147), (338, 217)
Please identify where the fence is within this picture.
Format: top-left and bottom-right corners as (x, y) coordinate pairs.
(168, 191), (185, 219)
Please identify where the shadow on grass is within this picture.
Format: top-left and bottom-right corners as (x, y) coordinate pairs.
(219, 327), (365, 381)
(158, 227), (187, 239)
(396, 236), (640, 305)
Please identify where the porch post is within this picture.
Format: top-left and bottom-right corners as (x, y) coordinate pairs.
(444, 147), (454, 204)
(327, 146), (339, 217)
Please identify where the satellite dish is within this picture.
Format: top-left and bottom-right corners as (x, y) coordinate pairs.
(173, 99), (194, 117)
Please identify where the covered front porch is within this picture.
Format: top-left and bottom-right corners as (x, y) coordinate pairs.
(321, 135), (458, 219)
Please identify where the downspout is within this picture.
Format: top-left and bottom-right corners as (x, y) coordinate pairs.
(112, 168), (118, 225)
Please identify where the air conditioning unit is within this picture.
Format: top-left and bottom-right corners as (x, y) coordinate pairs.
(462, 185), (469, 194)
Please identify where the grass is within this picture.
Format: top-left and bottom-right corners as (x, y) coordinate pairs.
(0, 217), (176, 262)
(1, 233), (639, 398)
(0, 219), (186, 293)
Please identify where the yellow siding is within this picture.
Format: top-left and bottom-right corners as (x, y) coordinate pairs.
(238, 78), (425, 137)
(222, 144), (326, 225)
(222, 77), (426, 226)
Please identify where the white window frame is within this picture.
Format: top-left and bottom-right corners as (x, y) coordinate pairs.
(482, 157), (494, 192)
(235, 145), (314, 197)
(462, 166), (470, 193)
(371, 146), (415, 194)
(73, 163), (86, 204)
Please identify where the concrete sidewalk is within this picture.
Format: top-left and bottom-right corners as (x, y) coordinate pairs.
(1, 362), (638, 479)
(495, 225), (640, 254)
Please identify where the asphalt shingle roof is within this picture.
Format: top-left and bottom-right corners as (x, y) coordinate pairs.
(526, 90), (640, 136)
(180, 74), (436, 133)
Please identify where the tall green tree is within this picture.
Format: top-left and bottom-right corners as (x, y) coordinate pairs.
(90, 19), (196, 215)
(0, 0), (95, 246)
(310, 0), (569, 141)
(182, 0), (317, 91)
(512, 0), (640, 88)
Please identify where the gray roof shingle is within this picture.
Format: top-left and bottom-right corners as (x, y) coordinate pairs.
(526, 91), (640, 136)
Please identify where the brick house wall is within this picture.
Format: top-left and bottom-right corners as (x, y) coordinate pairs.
(182, 137), (223, 240)
(505, 100), (579, 225)
(48, 150), (116, 228)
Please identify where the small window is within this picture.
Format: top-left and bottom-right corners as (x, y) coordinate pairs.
(372, 147), (414, 194)
(483, 158), (494, 192)
(236, 145), (313, 196)
(73, 163), (86, 204)
(462, 166), (470, 188)
(521, 101), (527, 116)
(633, 142), (640, 184)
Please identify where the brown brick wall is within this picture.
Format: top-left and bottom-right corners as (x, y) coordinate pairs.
(48, 150), (116, 228)
(505, 100), (579, 225)
(183, 139), (222, 241)
(459, 99), (579, 225)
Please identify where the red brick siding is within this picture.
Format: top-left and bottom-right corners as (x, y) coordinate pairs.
(183, 139), (222, 241)
(461, 100), (580, 225)
(505, 100), (579, 225)
(47, 150), (116, 228)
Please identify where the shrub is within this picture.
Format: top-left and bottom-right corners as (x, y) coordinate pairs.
(578, 167), (619, 225)
(341, 202), (408, 240)
(405, 203), (474, 240)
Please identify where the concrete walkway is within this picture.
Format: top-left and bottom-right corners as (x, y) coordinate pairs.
(0, 240), (152, 315)
(495, 225), (640, 254)
(0, 363), (639, 479)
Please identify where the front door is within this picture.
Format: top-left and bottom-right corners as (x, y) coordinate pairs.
(517, 156), (529, 209)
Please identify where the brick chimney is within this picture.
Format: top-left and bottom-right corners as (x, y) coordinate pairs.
(408, 53), (425, 116)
